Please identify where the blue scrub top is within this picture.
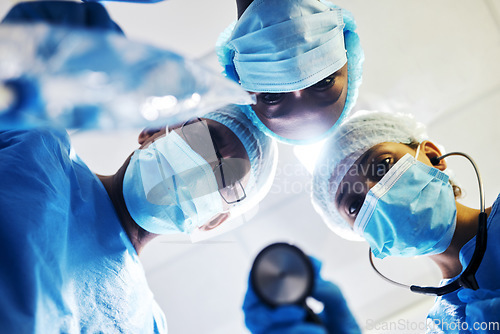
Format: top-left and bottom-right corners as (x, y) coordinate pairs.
(427, 194), (500, 333)
(0, 127), (167, 333)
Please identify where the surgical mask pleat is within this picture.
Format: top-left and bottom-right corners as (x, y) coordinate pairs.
(122, 131), (223, 235)
(354, 153), (457, 259)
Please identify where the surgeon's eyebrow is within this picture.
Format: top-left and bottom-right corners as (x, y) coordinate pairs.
(358, 147), (376, 172)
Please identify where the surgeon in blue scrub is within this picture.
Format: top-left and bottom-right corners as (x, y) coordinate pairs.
(0, 106), (278, 333)
(216, 0), (364, 144)
(310, 111), (500, 333)
(0, 2), (278, 333)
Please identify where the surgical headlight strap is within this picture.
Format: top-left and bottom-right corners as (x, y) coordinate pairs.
(368, 152), (488, 296)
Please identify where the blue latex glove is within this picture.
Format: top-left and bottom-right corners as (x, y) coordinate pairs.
(243, 256), (361, 334)
(2, 1), (124, 34)
(243, 287), (327, 334)
(309, 258), (361, 334)
(457, 289), (500, 333)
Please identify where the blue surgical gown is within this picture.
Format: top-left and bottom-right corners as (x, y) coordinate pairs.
(427, 194), (500, 333)
(0, 127), (167, 333)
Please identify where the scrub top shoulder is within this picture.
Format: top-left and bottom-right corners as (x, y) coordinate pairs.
(0, 127), (167, 333)
(426, 194), (500, 333)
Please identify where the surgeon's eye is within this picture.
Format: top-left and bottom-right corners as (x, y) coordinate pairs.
(259, 93), (285, 105)
(348, 198), (364, 216)
(311, 74), (336, 91)
(373, 157), (393, 180)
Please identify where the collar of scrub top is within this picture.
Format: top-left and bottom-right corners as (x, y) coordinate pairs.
(369, 152), (488, 296)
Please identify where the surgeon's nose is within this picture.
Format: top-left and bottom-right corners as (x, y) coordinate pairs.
(291, 89), (305, 99)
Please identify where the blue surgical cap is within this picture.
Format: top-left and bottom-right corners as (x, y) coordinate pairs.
(203, 105), (278, 216)
(220, 0), (347, 93)
(216, 0), (364, 145)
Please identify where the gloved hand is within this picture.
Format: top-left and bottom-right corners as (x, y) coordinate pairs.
(457, 288), (500, 333)
(242, 256), (361, 334)
(243, 284), (326, 334)
(309, 258), (361, 334)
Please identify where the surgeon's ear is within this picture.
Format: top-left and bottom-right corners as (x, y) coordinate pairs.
(138, 127), (164, 145)
(420, 140), (447, 171)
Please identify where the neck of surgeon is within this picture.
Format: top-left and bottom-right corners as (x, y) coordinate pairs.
(98, 173), (158, 255)
(431, 202), (492, 279)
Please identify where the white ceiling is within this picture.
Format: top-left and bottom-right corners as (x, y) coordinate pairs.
(2, 1), (499, 333)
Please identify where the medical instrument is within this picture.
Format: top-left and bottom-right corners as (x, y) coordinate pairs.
(0, 24), (253, 131)
(250, 243), (324, 326)
(369, 152), (488, 296)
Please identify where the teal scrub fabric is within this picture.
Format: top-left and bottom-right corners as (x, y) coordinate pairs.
(427, 194), (500, 333)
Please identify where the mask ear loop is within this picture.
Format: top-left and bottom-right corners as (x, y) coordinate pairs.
(428, 152), (487, 291)
(368, 248), (410, 289)
(368, 152), (488, 296)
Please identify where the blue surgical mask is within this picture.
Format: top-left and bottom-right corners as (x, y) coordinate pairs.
(122, 131), (223, 234)
(223, 0), (347, 93)
(353, 149), (457, 259)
